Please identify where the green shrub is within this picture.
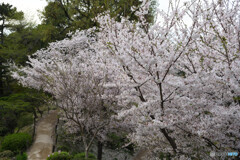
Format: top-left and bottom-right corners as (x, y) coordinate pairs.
(17, 113), (33, 131)
(0, 150), (14, 158)
(16, 152), (27, 160)
(73, 152), (96, 160)
(56, 145), (69, 152)
(1, 133), (32, 152)
(47, 151), (72, 160)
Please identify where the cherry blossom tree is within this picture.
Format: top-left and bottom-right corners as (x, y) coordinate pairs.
(12, 30), (122, 158)
(11, 0), (240, 159)
(94, 0), (240, 159)
(182, 0), (240, 152)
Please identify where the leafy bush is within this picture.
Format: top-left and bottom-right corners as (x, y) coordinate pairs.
(16, 152), (27, 160)
(47, 151), (72, 160)
(17, 113), (33, 131)
(0, 150), (14, 158)
(0, 111), (18, 136)
(56, 145), (70, 152)
(1, 133), (32, 152)
(73, 152), (96, 160)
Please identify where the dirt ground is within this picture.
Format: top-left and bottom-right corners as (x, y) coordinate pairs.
(27, 110), (58, 160)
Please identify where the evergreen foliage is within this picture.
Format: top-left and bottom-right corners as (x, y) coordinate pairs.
(1, 133), (32, 153)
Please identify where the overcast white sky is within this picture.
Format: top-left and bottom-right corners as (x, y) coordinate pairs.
(1, 0), (47, 24)
(1, 0), (177, 24)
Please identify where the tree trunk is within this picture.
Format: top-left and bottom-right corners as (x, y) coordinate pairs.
(0, 19), (5, 97)
(52, 117), (59, 152)
(85, 148), (89, 159)
(32, 109), (38, 139)
(0, 19), (4, 45)
(97, 141), (103, 160)
(36, 106), (43, 117)
(0, 60), (3, 97)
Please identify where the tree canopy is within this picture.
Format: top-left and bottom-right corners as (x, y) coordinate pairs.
(41, 0), (156, 41)
(12, 0), (240, 159)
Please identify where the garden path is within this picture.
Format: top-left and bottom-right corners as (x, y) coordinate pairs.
(27, 110), (58, 160)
